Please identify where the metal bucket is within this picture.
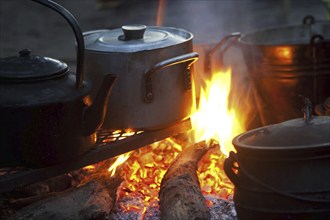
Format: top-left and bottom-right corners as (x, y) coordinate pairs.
(218, 16), (330, 126)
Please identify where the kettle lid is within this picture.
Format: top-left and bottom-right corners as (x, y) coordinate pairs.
(0, 49), (68, 82)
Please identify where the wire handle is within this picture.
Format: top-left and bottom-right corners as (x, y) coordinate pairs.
(31, 0), (85, 88)
(224, 151), (330, 203)
(299, 95), (313, 125)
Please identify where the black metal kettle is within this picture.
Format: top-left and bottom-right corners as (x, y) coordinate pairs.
(0, 0), (117, 167)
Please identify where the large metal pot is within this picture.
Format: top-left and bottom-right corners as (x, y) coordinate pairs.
(0, 0), (117, 167)
(217, 15), (330, 126)
(224, 109), (330, 219)
(84, 25), (199, 130)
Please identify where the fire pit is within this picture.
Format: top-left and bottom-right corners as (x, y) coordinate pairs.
(0, 1), (239, 219)
(2, 1), (328, 220)
(0, 54), (241, 220)
(0, 128), (238, 220)
(0, 118), (191, 193)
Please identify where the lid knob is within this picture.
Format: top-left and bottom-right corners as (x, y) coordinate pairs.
(19, 49), (32, 57)
(299, 95), (313, 125)
(119, 24), (147, 41)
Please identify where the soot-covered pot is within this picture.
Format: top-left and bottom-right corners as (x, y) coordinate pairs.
(0, 0), (117, 167)
(224, 106), (330, 219)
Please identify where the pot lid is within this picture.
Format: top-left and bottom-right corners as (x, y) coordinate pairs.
(233, 116), (330, 150)
(83, 25), (193, 53)
(0, 49), (68, 82)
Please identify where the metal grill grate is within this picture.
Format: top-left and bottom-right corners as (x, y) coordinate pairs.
(96, 129), (143, 145)
(0, 119), (191, 193)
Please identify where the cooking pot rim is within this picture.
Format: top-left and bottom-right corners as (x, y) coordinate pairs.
(233, 134), (330, 151)
(232, 116), (330, 151)
(238, 22), (330, 46)
(83, 26), (194, 53)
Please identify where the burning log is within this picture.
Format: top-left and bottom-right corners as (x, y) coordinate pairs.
(159, 141), (212, 220)
(6, 169), (124, 220)
(5, 174), (75, 209)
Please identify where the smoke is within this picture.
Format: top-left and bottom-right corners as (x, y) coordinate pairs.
(157, 0), (327, 44)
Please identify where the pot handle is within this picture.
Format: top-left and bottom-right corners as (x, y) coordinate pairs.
(31, 0), (84, 88)
(144, 52), (199, 103)
(230, 152), (330, 204)
(205, 32), (241, 73)
(223, 151), (240, 187)
(302, 15), (315, 25)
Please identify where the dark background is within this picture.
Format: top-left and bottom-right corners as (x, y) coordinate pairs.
(1, 0), (328, 69)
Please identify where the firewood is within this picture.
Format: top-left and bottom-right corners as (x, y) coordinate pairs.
(7, 171), (123, 220)
(159, 141), (212, 220)
(7, 191), (63, 209)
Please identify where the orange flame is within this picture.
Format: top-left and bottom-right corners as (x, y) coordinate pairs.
(190, 68), (244, 155)
(83, 165), (96, 171)
(108, 153), (132, 177)
(156, 0), (165, 26)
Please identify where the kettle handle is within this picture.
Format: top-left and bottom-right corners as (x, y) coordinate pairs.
(31, 0), (84, 88)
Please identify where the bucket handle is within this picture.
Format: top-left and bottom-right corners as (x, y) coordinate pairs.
(302, 15), (315, 25)
(144, 52), (199, 103)
(205, 32), (241, 74)
(31, 0), (84, 88)
(208, 32), (270, 126)
(224, 151), (330, 203)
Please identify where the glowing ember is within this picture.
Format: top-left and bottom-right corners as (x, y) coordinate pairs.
(120, 139), (182, 200)
(106, 138), (183, 218)
(197, 145), (234, 199)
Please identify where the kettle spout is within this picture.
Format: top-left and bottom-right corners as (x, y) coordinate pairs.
(83, 74), (117, 135)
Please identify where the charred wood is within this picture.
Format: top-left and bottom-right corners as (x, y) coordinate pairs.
(4, 169), (123, 220)
(159, 141), (212, 220)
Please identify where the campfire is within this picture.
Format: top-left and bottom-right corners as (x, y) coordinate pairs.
(98, 65), (246, 219)
(85, 66), (245, 219)
(1, 1), (329, 219)
(0, 64), (247, 219)
(0, 1), (249, 219)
